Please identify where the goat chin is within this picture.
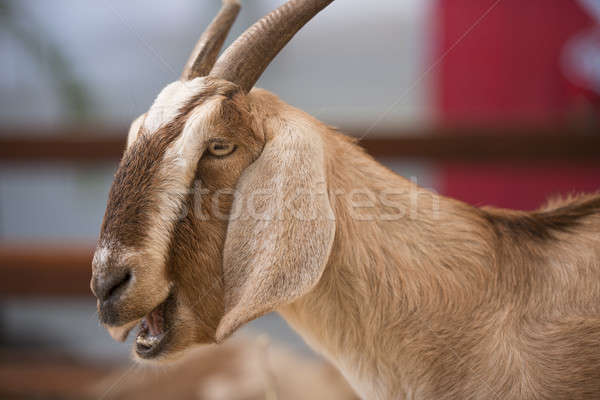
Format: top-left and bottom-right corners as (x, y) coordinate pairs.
(106, 319), (139, 342)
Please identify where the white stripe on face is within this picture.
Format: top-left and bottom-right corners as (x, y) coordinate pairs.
(142, 78), (210, 134)
(126, 114), (145, 149)
(97, 80), (224, 295)
(92, 246), (111, 270)
(140, 98), (223, 269)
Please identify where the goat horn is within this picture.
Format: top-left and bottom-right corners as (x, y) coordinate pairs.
(210, 0), (334, 92)
(181, 0), (241, 80)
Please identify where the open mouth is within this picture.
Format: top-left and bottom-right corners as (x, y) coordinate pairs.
(134, 293), (175, 359)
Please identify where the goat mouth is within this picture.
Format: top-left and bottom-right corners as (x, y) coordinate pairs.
(135, 293), (174, 359)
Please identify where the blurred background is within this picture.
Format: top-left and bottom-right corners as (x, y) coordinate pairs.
(1, 0), (599, 398)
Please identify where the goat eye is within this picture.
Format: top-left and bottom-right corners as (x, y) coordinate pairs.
(207, 141), (236, 157)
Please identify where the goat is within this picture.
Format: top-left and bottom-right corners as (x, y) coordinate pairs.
(91, 0), (600, 398)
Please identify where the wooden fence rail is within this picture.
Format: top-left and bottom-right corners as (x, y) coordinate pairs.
(0, 244), (93, 297)
(1, 125), (599, 163)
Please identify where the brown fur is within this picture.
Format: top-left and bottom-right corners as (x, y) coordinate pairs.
(100, 81), (240, 248)
(94, 82), (600, 399)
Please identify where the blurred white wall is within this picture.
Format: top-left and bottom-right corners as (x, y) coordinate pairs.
(0, 0), (433, 132)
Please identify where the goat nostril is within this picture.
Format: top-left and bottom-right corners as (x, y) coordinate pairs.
(107, 271), (131, 300)
(97, 270), (132, 303)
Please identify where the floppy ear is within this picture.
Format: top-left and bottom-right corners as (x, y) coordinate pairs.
(216, 123), (335, 341)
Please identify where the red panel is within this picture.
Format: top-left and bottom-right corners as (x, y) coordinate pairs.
(435, 0), (596, 125)
(441, 163), (600, 210)
(434, 0), (600, 209)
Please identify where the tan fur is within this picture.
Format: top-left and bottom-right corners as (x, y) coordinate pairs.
(94, 82), (600, 398)
(269, 95), (600, 399)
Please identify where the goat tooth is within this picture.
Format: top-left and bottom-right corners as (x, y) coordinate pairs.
(136, 334), (160, 347)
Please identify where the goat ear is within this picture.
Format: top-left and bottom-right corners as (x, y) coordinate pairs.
(216, 124), (335, 341)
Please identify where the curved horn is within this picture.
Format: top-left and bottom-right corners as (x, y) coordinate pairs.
(210, 0), (334, 92)
(181, 0), (241, 80)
